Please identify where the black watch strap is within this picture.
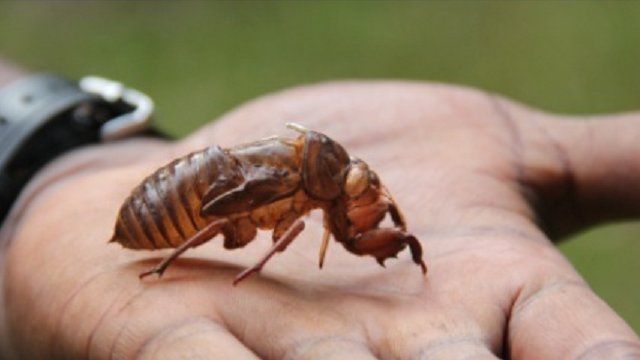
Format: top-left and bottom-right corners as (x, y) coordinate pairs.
(0, 74), (164, 224)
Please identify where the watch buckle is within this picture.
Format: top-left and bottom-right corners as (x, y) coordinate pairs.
(79, 76), (155, 141)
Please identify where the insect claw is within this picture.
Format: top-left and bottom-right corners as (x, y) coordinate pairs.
(419, 260), (427, 275)
(376, 258), (386, 267)
(139, 267), (164, 280)
(233, 268), (256, 286)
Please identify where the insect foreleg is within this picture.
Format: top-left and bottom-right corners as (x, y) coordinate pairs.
(139, 218), (228, 279)
(404, 233), (427, 275)
(382, 185), (407, 231)
(345, 228), (426, 274)
(233, 218), (305, 285)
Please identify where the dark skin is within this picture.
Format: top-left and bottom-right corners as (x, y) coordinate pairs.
(0, 61), (639, 359)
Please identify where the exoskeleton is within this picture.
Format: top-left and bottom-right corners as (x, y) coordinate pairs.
(111, 123), (426, 284)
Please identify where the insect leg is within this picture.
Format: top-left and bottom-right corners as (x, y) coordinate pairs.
(382, 185), (407, 231)
(233, 218), (305, 285)
(271, 212), (297, 248)
(404, 233), (427, 275)
(346, 228), (426, 275)
(318, 211), (333, 269)
(139, 218), (228, 279)
(318, 228), (331, 269)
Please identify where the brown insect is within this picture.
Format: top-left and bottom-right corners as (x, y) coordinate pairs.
(110, 123), (426, 284)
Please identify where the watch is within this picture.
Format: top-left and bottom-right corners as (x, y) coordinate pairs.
(0, 74), (164, 225)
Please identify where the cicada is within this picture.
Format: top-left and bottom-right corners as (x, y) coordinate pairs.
(111, 123), (426, 284)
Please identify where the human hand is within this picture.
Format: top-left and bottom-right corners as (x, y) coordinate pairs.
(2, 82), (639, 359)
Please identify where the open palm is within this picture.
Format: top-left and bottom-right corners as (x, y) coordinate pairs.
(2, 82), (639, 359)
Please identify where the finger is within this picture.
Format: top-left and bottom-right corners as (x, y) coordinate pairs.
(372, 297), (503, 360)
(212, 277), (380, 360)
(282, 337), (379, 360)
(509, 279), (640, 359)
(502, 103), (640, 237)
(411, 340), (499, 360)
(221, 309), (378, 360)
(382, 333), (499, 360)
(136, 317), (258, 360)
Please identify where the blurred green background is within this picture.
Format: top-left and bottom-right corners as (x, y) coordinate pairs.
(0, 1), (638, 332)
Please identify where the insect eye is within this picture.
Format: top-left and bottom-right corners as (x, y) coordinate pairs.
(344, 162), (370, 197)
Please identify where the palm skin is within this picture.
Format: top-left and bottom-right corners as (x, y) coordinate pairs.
(1, 82), (638, 360)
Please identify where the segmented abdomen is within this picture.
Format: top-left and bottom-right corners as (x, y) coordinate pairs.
(110, 146), (237, 249)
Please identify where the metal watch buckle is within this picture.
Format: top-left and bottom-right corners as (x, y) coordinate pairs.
(79, 76), (154, 141)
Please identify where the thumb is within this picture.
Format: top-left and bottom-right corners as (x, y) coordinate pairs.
(518, 110), (640, 239)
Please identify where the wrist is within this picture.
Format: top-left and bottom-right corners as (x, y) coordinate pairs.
(0, 136), (167, 360)
(0, 137), (167, 239)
